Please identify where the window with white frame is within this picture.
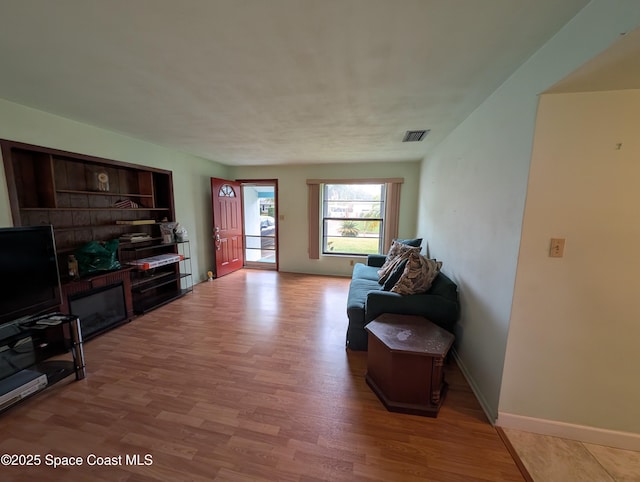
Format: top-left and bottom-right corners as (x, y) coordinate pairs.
(322, 183), (385, 255)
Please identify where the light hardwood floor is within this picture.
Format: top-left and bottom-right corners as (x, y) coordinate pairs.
(0, 270), (523, 481)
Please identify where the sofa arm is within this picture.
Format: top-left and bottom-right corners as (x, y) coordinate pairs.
(367, 254), (387, 268)
(365, 290), (459, 333)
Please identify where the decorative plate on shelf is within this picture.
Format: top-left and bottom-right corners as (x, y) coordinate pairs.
(95, 170), (110, 192)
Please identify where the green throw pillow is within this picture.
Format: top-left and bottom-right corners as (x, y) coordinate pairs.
(394, 238), (422, 248)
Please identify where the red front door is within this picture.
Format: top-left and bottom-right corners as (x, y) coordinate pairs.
(211, 177), (244, 277)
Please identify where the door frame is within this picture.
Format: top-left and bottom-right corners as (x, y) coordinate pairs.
(238, 179), (279, 271)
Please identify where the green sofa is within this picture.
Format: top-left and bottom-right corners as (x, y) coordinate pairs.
(346, 254), (460, 350)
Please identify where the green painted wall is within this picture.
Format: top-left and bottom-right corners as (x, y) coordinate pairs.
(232, 161), (420, 276)
(0, 98), (230, 283)
(416, 0), (640, 435)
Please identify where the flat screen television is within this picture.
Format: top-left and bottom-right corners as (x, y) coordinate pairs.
(0, 225), (62, 326)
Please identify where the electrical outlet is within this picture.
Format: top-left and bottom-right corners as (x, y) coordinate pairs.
(549, 238), (565, 257)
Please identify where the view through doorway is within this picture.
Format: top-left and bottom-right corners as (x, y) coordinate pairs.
(241, 181), (278, 270)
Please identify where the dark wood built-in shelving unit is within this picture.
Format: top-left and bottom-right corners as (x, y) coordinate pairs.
(120, 238), (192, 314)
(1, 139), (192, 323)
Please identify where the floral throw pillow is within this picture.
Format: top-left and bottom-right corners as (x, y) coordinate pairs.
(377, 241), (421, 284)
(391, 252), (442, 295)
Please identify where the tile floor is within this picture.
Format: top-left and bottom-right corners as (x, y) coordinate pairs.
(502, 428), (640, 481)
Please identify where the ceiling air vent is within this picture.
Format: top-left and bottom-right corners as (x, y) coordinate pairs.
(402, 130), (430, 142)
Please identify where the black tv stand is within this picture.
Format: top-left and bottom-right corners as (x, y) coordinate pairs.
(0, 313), (85, 413)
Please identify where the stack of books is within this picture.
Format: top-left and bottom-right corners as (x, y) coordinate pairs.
(120, 232), (152, 243)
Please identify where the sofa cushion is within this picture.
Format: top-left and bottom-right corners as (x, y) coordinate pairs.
(347, 277), (381, 311)
(391, 252), (442, 295)
(352, 262), (380, 282)
(427, 271), (457, 298)
(366, 254), (387, 268)
(377, 241), (421, 284)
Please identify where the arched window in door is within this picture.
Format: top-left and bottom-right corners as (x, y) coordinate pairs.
(218, 184), (236, 197)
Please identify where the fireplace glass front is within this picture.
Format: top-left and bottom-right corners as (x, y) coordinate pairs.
(68, 282), (127, 340)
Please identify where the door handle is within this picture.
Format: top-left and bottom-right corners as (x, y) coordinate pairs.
(214, 227), (221, 250)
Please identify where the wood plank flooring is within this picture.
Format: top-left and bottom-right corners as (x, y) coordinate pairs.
(0, 270), (524, 481)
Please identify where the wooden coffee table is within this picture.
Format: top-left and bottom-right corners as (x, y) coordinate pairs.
(365, 313), (455, 417)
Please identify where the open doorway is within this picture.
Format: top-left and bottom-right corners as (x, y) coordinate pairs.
(241, 181), (278, 270)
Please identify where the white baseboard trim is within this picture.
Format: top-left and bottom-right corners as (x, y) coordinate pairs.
(496, 412), (640, 451)
(450, 349), (497, 425)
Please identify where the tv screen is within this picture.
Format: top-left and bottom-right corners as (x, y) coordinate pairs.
(0, 225), (62, 326)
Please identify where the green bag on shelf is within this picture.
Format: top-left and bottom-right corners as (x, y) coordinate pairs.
(75, 239), (121, 277)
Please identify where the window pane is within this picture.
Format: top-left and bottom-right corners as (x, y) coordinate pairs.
(323, 219), (381, 254)
(324, 201), (383, 219)
(323, 185), (383, 219)
(324, 184), (383, 201)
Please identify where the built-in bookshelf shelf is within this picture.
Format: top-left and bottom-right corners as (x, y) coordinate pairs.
(19, 207), (169, 211)
(1, 138), (191, 316)
(56, 189), (154, 198)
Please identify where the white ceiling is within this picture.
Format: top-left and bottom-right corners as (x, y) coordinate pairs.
(0, 1), (590, 166)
